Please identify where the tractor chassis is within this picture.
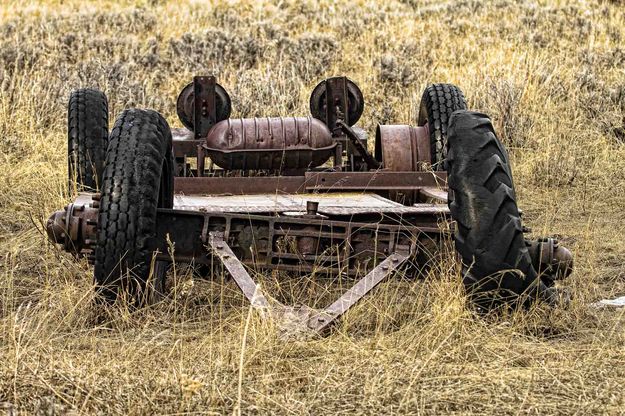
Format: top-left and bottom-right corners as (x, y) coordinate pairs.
(48, 169), (449, 335)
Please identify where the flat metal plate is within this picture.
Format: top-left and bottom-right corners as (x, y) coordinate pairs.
(173, 192), (449, 215)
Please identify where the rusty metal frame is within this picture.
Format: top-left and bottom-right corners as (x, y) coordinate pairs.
(151, 206), (444, 274)
(207, 230), (410, 335)
(47, 75), (461, 338)
(338, 120), (380, 170)
(193, 76), (216, 139)
(208, 231), (270, 309)
(325, 76), (350, 136)
(174, 171), (447, 195)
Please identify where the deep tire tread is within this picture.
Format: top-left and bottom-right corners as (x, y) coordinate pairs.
(447, 110), (548, 306)
(94, 109), (174, 303)
(68, 89), (108, 191)
(418, 83), (467, 170)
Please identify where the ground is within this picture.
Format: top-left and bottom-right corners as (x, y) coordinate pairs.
(1, 0), (625, 414)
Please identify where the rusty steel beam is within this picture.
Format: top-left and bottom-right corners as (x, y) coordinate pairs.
(338, 120), (380, 170)
(419, 187), (448, 203)
(208, 231), (270, 309)
(174, 171), (446, 195)
(175, 176), (307, 195)
(304, 171), (446, 191)
(325, 77), (350, 135)
(207, 228), (412, 336)
(173, 139), (203, 158)
(309, 249), (410, 333)
(193, 76), (216, 139)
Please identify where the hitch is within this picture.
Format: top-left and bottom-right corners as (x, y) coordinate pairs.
(207, 231), (410, 337)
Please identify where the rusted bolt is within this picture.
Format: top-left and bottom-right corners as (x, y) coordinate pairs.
(306, 201), (319, 216)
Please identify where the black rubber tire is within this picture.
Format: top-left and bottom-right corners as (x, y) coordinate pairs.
(447, 110), (550, 308)
(417, 84), (467, 171)
(68, 89), (109, 191)
(94, 109), (174, 304)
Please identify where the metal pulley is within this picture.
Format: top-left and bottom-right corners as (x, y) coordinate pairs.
(309, 77), (364, 128)
(176, 76), (232, 137)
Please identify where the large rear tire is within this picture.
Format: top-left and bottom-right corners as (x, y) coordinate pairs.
(417, 84), (467, 171)
(68, 89), (108, 192)
(94, 109), (174, 304)
(446, 110), (552, 308)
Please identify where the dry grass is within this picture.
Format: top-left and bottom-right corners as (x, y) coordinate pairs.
(1, 0), (625, 414)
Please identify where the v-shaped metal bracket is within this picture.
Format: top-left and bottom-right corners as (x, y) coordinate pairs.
(208, 231), (410, 336)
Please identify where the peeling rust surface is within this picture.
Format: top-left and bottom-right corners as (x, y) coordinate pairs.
(204, 117), (336, 170)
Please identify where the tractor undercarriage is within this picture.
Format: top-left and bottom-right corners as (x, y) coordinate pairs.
(47, 75), (573, 336)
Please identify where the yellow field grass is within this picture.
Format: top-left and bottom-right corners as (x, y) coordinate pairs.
(1, 0), (624, 414)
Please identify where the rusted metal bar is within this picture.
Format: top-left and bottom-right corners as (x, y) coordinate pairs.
(173, 139), (203, 158)
(304, 171), (446, 191)
(197, 145), (205, 177)
(193, 76), (216, 139)
(338, 120), (380, 170)
(309, 249), (411, 333)
(207, 229), (411, 335)
(174, 171), (447, 195)
(325, 77), (350, 135)
(208, 231), (270, 309)
(419, 187), (448, 203)
(174, 176), (307, 194)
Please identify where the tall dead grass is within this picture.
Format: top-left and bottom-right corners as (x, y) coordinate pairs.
(1, 0), (625, 414)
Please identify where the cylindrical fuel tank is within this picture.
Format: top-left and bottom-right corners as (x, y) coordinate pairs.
(203, 117), (336, 170)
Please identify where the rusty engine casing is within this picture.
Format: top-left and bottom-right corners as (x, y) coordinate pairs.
(203, 117), (337, 171)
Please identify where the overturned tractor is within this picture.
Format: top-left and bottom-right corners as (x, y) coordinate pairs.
(48, 76), (573, 334)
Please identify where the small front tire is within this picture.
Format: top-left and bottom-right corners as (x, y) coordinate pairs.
(417, 84), (467, 171)
(93, 108), (174, 304)
(68, 88), (109, 192)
